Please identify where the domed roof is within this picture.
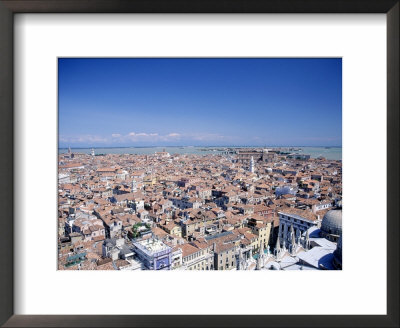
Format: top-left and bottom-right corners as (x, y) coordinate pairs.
(321, 209), (342, 236)
(336, 234), (342, 255)
(333, 234), (342, 269)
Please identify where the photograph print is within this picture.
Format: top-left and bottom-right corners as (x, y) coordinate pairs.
(58, 58), (342, 271)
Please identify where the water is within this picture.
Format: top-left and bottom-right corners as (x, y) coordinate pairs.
(58, 146), (342, 160)
(294, 147), (342, 161)
(59, 146), (212, 156)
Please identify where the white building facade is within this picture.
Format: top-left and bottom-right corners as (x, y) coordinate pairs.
(278, 211), (321, 249)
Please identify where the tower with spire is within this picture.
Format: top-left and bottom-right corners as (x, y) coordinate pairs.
(274, 236), (281, 258)
(290, 224), (297, 255)
(249, 156), (255, 173)
(131, 180), (137, 193)
(304, 229), (310, 250)
(256, 241), (265, 270)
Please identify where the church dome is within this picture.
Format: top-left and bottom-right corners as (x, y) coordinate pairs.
(321, 209), (342, 237)
(333, 234), (342, 269)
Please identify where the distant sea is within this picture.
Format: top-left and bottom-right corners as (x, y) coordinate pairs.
(58, 146), (342, 160)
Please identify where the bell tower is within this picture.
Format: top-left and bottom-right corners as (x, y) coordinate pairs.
(249, 156), (255, 173)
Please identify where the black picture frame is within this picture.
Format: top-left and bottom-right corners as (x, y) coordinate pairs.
(0, 1), (398, 327)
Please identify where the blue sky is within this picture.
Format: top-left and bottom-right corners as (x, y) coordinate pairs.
(58, 58), (342, 147)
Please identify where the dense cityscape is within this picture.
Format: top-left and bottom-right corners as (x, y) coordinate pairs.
(58, 147), (342, 271)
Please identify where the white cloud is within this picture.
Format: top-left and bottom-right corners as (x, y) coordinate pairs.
(59, 134), (109, 144)
(60, 131), (235, 146)
(125, 132), (162, 139)
(125, 132), (181, 141)
(190, 133), (227, 141)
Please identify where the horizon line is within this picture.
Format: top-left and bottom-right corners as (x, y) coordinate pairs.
(58, 145), (343, 149)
